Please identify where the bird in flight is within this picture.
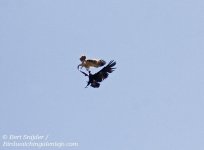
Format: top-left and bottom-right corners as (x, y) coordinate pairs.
(80, 60), (116, 88)
(77, 55), (106, 71)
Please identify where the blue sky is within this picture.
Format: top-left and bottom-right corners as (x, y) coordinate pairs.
(0, 0), (204, 149)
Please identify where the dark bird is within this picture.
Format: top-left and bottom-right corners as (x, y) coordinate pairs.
(80, 60), (116, 88)
(77, 55), (106, 71)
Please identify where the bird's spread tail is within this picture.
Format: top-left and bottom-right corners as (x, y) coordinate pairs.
(91, 82), (100, 88)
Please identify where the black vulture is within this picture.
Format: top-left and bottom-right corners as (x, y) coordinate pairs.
(80, 60), (116, 88)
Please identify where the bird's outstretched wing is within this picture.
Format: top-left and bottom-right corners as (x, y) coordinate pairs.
(93, 60), (116, 82)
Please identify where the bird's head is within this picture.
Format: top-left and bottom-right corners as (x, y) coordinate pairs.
(80, 55), (86, 62)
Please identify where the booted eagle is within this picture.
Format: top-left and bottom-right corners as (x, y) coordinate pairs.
(80, 60), (116, 88)
(77, 55), (106, 70)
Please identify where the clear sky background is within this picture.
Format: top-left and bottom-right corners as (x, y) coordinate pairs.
(0, 0), (204, 150)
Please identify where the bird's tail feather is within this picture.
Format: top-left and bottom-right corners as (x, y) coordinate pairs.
(98, 60), (106, 66)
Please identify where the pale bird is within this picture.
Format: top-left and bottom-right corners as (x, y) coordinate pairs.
(77, 55), (106, 70)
